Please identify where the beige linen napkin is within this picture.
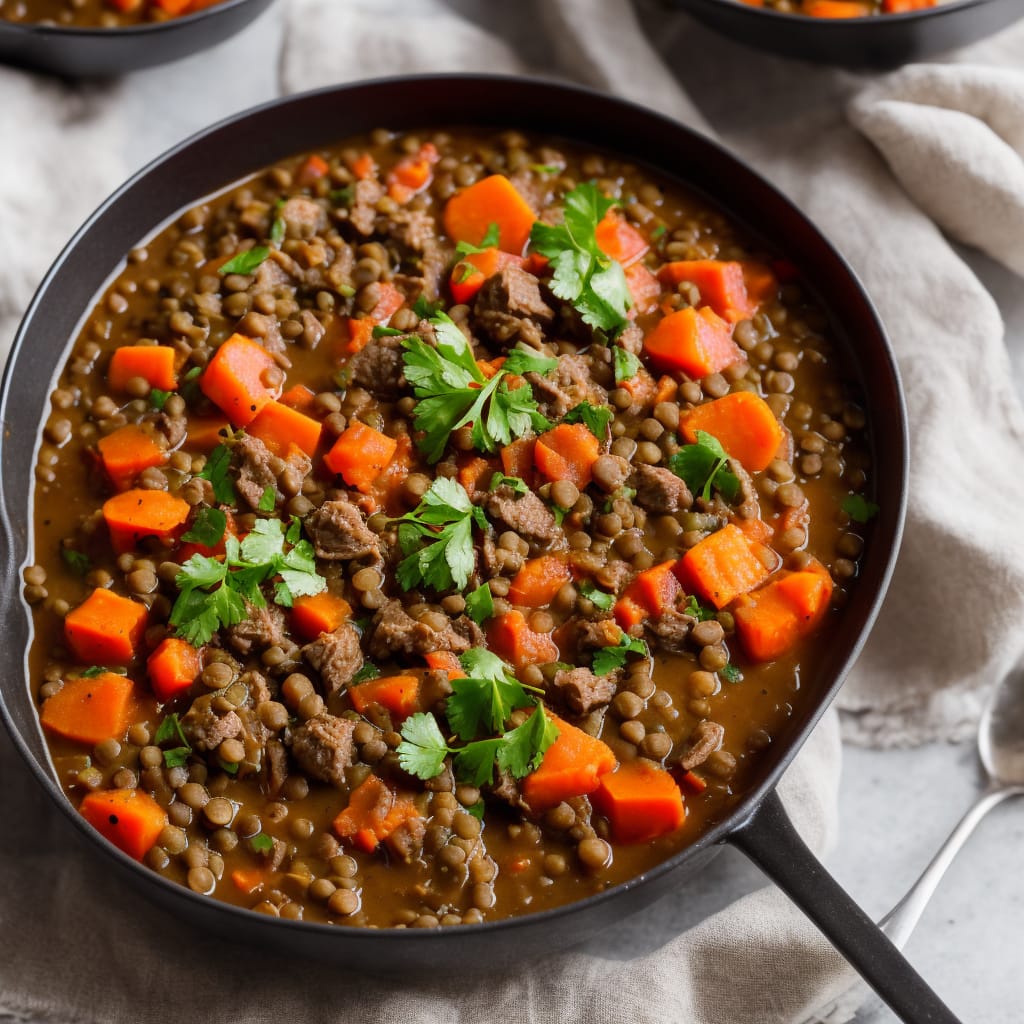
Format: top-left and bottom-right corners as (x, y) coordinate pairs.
(2, 2), (1024, 1023)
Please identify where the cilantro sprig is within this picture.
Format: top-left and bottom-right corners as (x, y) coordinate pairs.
(455, 222), (499, 258)
(154, 713), (192, 768)
(219, 247), (270, 276)
(169, 518), (326, 646)
(563, 400), (613, 439)
(197, 443), (237, 506)
(842, 494), (879, 523)
(529, 182), (632, 336)
(401, 313), (557, 463)
(668, 430), (741, 504)
(464, 582), (495, 625)
(591, 630), (650, 676)
(394, 478), (488, 593)
(579, 580), (615, 612)
(685, 594), (717, 622)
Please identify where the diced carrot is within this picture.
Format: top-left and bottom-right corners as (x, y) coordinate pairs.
(443, 174), (536, 256)
(296, 153), (329, 187)
(346, 318), (375, 356)
(680, 391), (784, 473)
(449, 248), (524, 305)
(107, 345), (177, 393)
(619, 366), (657, 409)
(803, 0), (872, 14)
(146, 638), (201, 703)
(41, 672), (134, 745)
(349, 152), (376, 180)
(487, 610), (559, 669)
(80, 788), (167, 861)
(882, 0), (937, 9)
(500, 437), (536, 486)
(614, 561), (680, 629)
(741, 261), (779, 309)
(102, 489), (191, 554)
(521, 712), (617, 811)
(675, 524), (773, 610)
(457, 455), (498, 495)
(386, 142), (439, 203)
(592, 759), (686, 844)
(344, 281), (406, 355)
(595, 210), (649, 267)
(177, 509), (236, 563)
(184, 417), (230, 452)
(64, 589), (148, 664)
(280, 384), (317, 413)
(508, 556), (572, 608)
(534, 423), (601, 490)
(199, 333), (278, 427)
(291, 592), (352, 641)
(333, 774), (421, 853)
(230, 866), (267, 894)
(247, 400), (323, 458)
(654, 375), (677, 406)
(733, 559), (833, 662)
(625, 263), (661, 316)
(368, 431), (414, 515)
(657, 261), (756, 324)
(677, 768), (708, 794)
(150, 0), (191, 13)
(349, 675), (420, 721)
(323, 420), (398, 493)
(737, 516), (774, 546)
(642, 306), (742, 378)
(97, 424), (168, 491)
(424, 650), (467, 680)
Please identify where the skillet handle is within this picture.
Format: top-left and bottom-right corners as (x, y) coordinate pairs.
(730, 789), (961, 1024)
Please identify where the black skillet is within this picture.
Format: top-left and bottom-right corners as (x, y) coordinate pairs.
(0, 0), (275, 77)
(667, 0), (1023, 67)
(0, 75), (959, 1023)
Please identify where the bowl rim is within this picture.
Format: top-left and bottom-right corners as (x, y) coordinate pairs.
(707, 0), (996, 22)
(0, 0), (259, 36)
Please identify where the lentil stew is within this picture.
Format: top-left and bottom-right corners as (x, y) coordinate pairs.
(25, 124), (877, 930)
(0, 0), (225, 27)
(737, 0), (939, 15)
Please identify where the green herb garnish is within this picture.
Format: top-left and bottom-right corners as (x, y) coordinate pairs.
(579, 581), (615, 612)
(218, 246), (270, 276)
(612, 345), (642, 384)
(219, 759), (240, 776)
(841, 494), (879, 523)
(197, 443), (237, 506)
(685, 595), (717, 622)
(181, 507), (227, 548)
(250, 832), (274, 853)
(79, 665), (126, 679)
(455, 222), (499, 257)
(591, 631), (649, 676)
(351, 662), (381, 686)
(371, 325), (405, 338)
(563, 400), (613, 439)
(529, 182), (632, 335)
(257, 486), (276, 513)
(489, 473), (528, 495)
(149, 388), (171, 411)
(61, 547), (91, 576)
(464, 582), (495, 626)
(720, 663), (742, 684)
(668, 430), (741, 503)
(329, 186), (354, 207)
(154, 713), (192, 767)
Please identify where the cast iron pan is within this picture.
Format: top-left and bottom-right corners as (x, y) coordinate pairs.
(0, 0), (275, 78)
(0, 75), (958, 1022)
(667, 0), (1023, 67)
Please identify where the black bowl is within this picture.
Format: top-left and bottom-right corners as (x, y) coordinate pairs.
(669, 0), (1023, 67)
(0, 0), (275, 77)
(0, 74), (961, 1022)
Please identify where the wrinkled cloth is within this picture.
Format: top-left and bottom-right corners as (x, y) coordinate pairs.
(1, 2), (1024, 1023)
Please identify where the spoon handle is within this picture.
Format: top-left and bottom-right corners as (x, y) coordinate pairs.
(879, 784), (1024, 948)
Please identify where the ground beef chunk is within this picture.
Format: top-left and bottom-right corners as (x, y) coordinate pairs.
(550, 666), (617, 715)
(633, 465), (693, 514)
(526, 353), (608, 419)
(304, 499), (380, 562)
(289, 713), (357, 788)
(479, 532), (500, 579)
(280, 196), (326, 239)
(236, 309), (288, 356)
(243, 669), (273, 706)
(490, 769), (530, 813)
(484, 485), (563, 551)
(679, 720), (725, 771)
(264, 738), (289, 798)
(645, 609), (695, 655)
(474, 265), (553, 350)
(347, 332), (407, 400)
(348, 178), (384, 236)
(571, 618), (625, 662)
(618, 323), (644, 355)
(181, 698), (243, 752)
(226, 603), (288, 656)
(387, 208), (435, 253)
(302, 623), (364, 695)
(385, 816), (427, 863)
(367, 600), (478, 661)
(234, 434), (311, 511)
(155, 412), (186, 449)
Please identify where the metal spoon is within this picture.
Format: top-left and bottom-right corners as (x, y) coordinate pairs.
(805, 662), (1024, 1023)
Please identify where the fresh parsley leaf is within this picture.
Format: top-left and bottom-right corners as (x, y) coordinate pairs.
(453, 738), (505, 787)
(330, 186), (354, 207)
(258, 486), (276, 513)
(412, 295), (443, 320)
(285, 516), (302, 546)
(685, 594), (716, 622)
(612, 345), (642, 383)
(197, 444), (237, 506)
(651, 224), (667, 240)
(250, 832), (274, 853)
(448, 650), (534, 740)
(668, 430), (741, 504)
(371, 325), (405, 338)
(397, 712), (450, 780)
(550, 502), (569, 527)
(270, 214), (285, 248)
(592, 631), (649, 676)
(61, 547), (90, 576)
(455, 222), (500, 257)
(163, 747), (191, 768)
(530, 163), (562, 174)
(351, 662), (381, 686)
(489, 472), (528, 495)
(465, 800), (485, 820)
(154, 713), (190, 749)
(149, 388), (171, 410)
(498, 706), (558, 778)
(219, 758), (240, 775)
(80, 665), (122, 679)
(529, 182), (632, 335)
(842, 494), (879, 523)
(720, 663), (742, 684)
(395, 478), (489, 593)
(218, 246), (270, 276)
(579, 580), (615, 612)
(181, 507), (227, 548)
(464, 582), (495, 626)
(563, 400), (613, 438)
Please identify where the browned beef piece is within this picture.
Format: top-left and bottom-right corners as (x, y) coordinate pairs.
(645, 609), (694, 655)
(419, 667), (454, 711)
(347, 332), (406, 399)
(550, 666), (617, 715)
(348, 178), (384, 235)
(633, 465), (693, 514)
(484, 485), (562, 551)
(591, 559), (634, 595)
(226, 603), (288, 656)
(679, 720), (725, 771)
(236, 310), (287, 356)
(243, 669), (272, 706)
(385, 816), (427, 863)
(388, 208), (434, 253)
(474, 265), (553, 349)
(181, 698), (243, 752)
(479, 532), (500, 579)
(302, 623), (363, 695)
(288, 713), (357, 788)
(618, 323), (644, 355)
(525, 353), (607, 420)
(490, 769), (529, 813)
(280, 196), (326, 239)
(575, 618), (623, 654)
(367, 600), (479, 662)
(264, 738), (289, 798)
(304, 499), (380, 562)
(234, 434), (311, 511)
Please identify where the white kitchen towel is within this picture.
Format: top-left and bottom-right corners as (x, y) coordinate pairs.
(2, 2), (1024, 1023)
